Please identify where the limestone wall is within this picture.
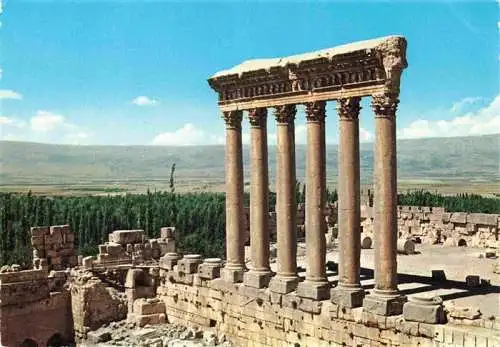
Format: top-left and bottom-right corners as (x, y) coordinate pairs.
(0, 269), (73, 347)
(361, 205), (499, 247)
(151, 255), (500, 347)
(31, 224), (78, 271)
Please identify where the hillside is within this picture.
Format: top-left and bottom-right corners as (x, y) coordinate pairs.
(0, 134), (498, 193)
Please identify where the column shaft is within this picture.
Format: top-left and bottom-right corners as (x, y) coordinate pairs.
(362, 93), (405, 316)
(338, 97), (362, 287)
(373, 94), (398, 293)
(304, 101), (327, 282)
(269, 104), (299, 294)
(244, 108), (271, 288)
(222, 111), (245, 282)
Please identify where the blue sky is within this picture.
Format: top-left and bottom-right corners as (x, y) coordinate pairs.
(0, 0), (498, 145)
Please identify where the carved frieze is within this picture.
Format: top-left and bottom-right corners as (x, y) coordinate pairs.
(338, 97), (361, 121)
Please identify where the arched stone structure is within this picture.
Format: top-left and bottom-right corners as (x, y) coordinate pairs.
(208, 35), (408, 315)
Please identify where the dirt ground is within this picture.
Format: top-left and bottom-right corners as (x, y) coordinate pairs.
(283, 243), (500, 317)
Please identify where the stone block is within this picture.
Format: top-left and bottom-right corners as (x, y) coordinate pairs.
(465, 275), (481, 288)
(133, 298), (166, 315)
(447, 305), (482, 320)
(450, 213), (467, 224)
(330, 286), (365, 308)
(109, 229), (144, 245)
(243, 270), (271, 288)
(198, 258), (222, 280)
(361, 236), (372, 249)
(159, 252), (180, 270)
(269, 276), (299, 294)
(31, 236), (45, 248)
(178, 254), (202, 274)
(441, 212), (451, 223)
(296, 280), (330, 300)
(397, 239), (415, 254)
(403, 296), (445, 324)
(467, 213), (498, 226)
(134, 313), (166, 327)
(160, 226), (176, 239)
(106, 242), (123, 256)
(82, 256), (93, 269)
(221, 266), (245, 283)
(31, 226), (49, 237)
(362, 292), (406, 316)
(298, 297), (322, 314)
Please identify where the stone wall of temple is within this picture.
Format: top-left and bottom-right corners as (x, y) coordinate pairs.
(148, 254), (500, 347)
(0, 269), (73, 347)
(31, 224), (78, 271)
(361, 205), (499, 247)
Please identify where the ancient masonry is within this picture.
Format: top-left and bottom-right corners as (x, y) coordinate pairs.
(1, 36), (499, 347)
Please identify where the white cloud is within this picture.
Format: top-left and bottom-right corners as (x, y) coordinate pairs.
(152, 123), (223, 146)
(0, 110), (91, 145)
(0, 89), (23, 100)
(399, 95), (500, 139)
(131, 96), (158, 106)
(30, 111), (65, 132)
(0, 116), (26, 128)
(450, 96), (483, 113)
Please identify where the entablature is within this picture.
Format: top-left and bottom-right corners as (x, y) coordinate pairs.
(208, 36), (407, 112)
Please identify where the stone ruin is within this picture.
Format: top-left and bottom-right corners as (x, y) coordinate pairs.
(1, 36), (499, 347)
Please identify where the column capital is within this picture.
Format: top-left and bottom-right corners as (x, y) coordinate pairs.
(222, 110), (243, 129)
(248, 108), (267, 127)
(274, 104), (296, 124)
(338, 97), (361, 121)
(305, 101), (326, 122)
(371, 93), (399, 119)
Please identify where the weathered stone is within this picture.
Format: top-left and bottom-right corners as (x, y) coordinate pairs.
(403, 296), (445, 324)
(331, 287), (365, 308)
(243, 270), (271, 288)
(296, 281), (330, 300)
(397, 238), (415, 254)
(269, 276), (299, 294)
(363, 292), (406, 316)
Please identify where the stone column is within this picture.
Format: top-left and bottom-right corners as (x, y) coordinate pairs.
(244, 108), (272, 288)
(297, 101), (330, 300)
(221, 110), (246, 283)
(331, 97), (365, 307)
(363, 93), (406, 315)
(269, 104), (299, 294)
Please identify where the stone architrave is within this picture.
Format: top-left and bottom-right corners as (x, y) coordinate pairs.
(243, 107), (272, 288)
(269, 104), (300, 294)
(331, 97), (365, 308)
(220, 110), (246, 283)
(297, 101), (330, 300)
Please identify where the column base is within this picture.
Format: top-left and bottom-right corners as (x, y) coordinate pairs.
(403, 296), (445, 324)
(297, 280), (330, 300)
(362, 290), (406, 316)
(330, 285), (365, 308)
(269, 276), (299, 294)
(243, 270), (272, 289)
(221, 266), (245, 283)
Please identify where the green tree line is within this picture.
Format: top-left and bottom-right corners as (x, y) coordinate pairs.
(1, 188), (498, 267)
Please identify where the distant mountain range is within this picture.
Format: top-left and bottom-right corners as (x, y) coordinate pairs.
(0, 135), (498, 190)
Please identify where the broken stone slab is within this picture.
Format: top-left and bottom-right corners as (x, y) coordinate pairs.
(447, 305), (482, 320)
(87, 330), (112, 343)
(403, 296), (445, 324)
